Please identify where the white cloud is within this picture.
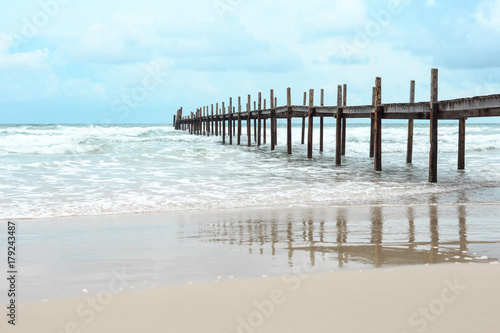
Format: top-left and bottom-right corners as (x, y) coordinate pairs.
(72, 12), (156, 63)
(475, 0), (500, 31)
(0, 34), (51, 72)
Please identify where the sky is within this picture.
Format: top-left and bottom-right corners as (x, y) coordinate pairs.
(0, 0), (499, 124)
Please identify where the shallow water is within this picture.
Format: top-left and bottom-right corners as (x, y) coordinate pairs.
(2, 205), (499, 302)
(1, 122), (499, 219)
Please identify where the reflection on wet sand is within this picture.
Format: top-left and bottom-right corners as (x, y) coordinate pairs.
(190, 204), (499, 269)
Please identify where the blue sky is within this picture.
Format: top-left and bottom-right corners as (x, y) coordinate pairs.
(0, 0), (499, 124)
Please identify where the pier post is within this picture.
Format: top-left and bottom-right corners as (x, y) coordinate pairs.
(229, 98), (233, 145)
(407, 80), (415, 163)
(190, 113), (193, 135)
(208, 105), (210, 136)
(202, 107), (205, 136)
(374, 77), (382, 171)
(336, 85), (343, 166)
(263, 99), (267, 144)
(253, 101), (257, 143)
(215, 103), (219, 136)
(370, 87), (376, 158)
(429, 68), (438, 183)
(320, 89), (324, 153)
(222, 102), (226, 144)
(302, 92), (306, 145)
(287, 87), (292, 155)
(237, 97), (241, 145)
(247, 95), (251, 147)
(342, 84), (347, 156)
(211, 105), (214, 135)
(458, 118), (466, 170)
(274, 97), (278, 146)
(233, 108), (236, 137)
(307, 89), (314, 159)
(173, 115), (176, 128)
(258, 92), (262, 147)
(271, 89), (276, 151)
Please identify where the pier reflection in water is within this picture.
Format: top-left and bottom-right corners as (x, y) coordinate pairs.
(187, 205), (500, 270)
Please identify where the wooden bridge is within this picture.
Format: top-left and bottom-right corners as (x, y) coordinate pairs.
(173, 69), (500, 182)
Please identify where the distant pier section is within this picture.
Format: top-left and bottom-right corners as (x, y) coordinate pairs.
(173, 69), (500, 182)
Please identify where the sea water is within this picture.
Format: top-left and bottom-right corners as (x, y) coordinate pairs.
(1, 121), (499, 219)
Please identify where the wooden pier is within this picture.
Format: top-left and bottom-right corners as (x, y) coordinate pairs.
(173, 69), (500, 182)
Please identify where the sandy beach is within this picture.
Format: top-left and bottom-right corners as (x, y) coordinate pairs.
(2, 263), (500, 333)
(1, 204), (500, 332)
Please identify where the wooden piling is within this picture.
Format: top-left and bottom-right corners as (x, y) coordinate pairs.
(320, 89), (324, 153)
(458, 118), (466, 170)
(237, 97), (241, 146)
(336, 85), (343, 166)
(233, 108), (236, 137)
(307, 89), (314, 159)
(229, 98), (233, 145)
(302, 92), (306, 145)
(270, 89), (276, 151)
(263, 99), (267, 144)
(374, 78), (382, 171)
(407, 80), (415, 163)
(429, 68), (438, 183)
(222, 102), (226, 144)
(253, 101), (257, 143)
(287, 87), (292, 155)
(207, 106), (210, 137)
(342, 84), (347, 156)
(211, 105), (214, 135)
(215, 103), (219, 136)
(370, 87), (376, 158)
(247, 95), (251, 147)
(202, 107), (206, 136)
(258, 92), (262, 147)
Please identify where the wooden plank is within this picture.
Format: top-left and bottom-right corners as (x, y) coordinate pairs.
(287, 87), (292, 155)
(342, 84), (347, 156)
(458, 118), (466, 170)
(336, 85), (343, 166)
(320, 89), (324, 153)
(407, 80), (415, 164)
(429, 68), (439, 183)
(307, 89), (314, 159)
(370, 87), (376, 158)
(374, 78), (382, 171)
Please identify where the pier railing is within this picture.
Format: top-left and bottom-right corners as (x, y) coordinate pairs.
(173, 69), (500, 182)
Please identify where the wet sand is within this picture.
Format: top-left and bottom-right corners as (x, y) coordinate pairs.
(1, 204), (500, 331)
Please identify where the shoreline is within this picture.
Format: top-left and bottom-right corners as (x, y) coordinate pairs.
(1, 204), (500, 304)
(3, 201), (500, 222)
(2, 263), (500, 333)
